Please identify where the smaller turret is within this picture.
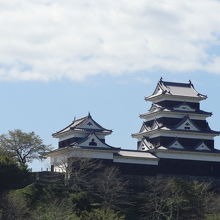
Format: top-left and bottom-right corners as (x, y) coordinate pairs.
(53, 113), (115, 149)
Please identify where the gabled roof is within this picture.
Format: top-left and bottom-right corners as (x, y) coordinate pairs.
(173, 103), (195, 112)
(172, 103), (212, 115)
(53, 113), (112, 137)
(140, 120), (163, 133)
(174, 116), (200, 131)
(138, 138), (155, 151)
(168, 139), (184, 150)
(149, 104), (164, 112)
(146, 78), (207, 101)
(139, 123), (150, 133)
(152, 119), (163, 130)
(132, 116), (220, 138)
(143, 116), (217, 133)
(71, 132), (120, 149)
(195, 141), (210, 151)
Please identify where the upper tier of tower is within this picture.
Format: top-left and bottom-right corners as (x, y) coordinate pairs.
(146, 78), (207, 103)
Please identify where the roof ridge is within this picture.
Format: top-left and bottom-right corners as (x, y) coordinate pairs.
(53, 114), (112, 137)
(52, 115), (88, 136)
(161, 80), (191, 86)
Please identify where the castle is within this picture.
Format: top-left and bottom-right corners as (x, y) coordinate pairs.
(47, 79), (220, 177)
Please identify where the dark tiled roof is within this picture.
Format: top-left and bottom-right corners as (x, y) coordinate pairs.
(142, 117), (220, 134)
(53, 114), (112, 136)
(147, 79), (207, 99)
(156, 142), (220, 153)
(146, 136), (214, 150)
(159, 80), (206, 98)
(151, 137), (215, 152)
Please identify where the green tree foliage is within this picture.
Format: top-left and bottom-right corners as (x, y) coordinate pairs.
(1, 189), (30, 220)
(206, 214), (220, 220)
(0, 149), (30, 192)
(32, 200), (80, 220)
(69, 191), (91, 214)
(1, 155), (220, 220)
(81, 208), (125, 220)
(0, 129), (51, 166)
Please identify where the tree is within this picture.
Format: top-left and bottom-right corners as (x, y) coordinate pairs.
(0, 129), (51, 166)
(81, 208), (125, 220)
(140, 177), (213, 220)
(1, 190), (30, 220)
(0, 149), (30, 192)
(67, 157), (103, 192)
(94, 166), (128, 210)
(32, 199), (80, 220)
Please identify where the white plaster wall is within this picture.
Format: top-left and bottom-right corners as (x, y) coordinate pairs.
(156, 151), (220, 162)
(149, 131), (214, 140)
(51, 149), (114, 163)
(54, 163), (67, 173)
(50, 155), (68, 172)
(59, 132), (88, 141)
(50, 149), (114, 172)
(113, 157), (158, 165)
(69, 150), (114, 159)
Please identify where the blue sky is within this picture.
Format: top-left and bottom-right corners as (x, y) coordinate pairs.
(1, 72), (220, 171)
(0, 0), (220, 170)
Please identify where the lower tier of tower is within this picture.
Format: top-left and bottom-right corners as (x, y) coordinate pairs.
(138, 136), (215, 151)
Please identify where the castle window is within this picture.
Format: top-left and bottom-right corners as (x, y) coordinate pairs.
(141, 143), (146, 150)
(89, 139), (97, 146)
(184, 122), (191, 130)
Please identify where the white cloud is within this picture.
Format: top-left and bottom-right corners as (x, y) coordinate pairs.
(0, 0), (220, 81)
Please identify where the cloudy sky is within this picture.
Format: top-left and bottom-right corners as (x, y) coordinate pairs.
(0, 0), (220, 170)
